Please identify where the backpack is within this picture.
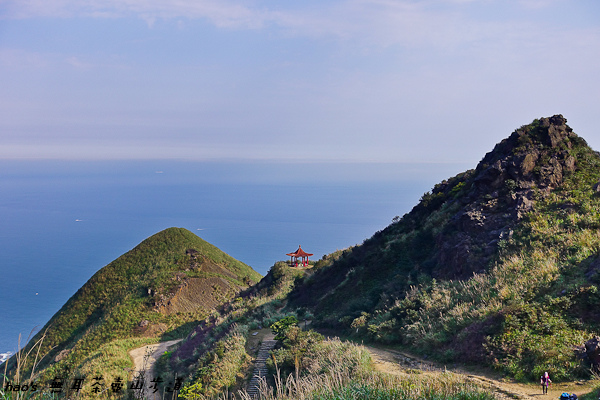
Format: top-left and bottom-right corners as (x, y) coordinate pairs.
(560, 393), (570, 400)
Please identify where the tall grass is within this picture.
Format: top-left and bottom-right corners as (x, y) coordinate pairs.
(236, 362), (495, 400)
(1, 334), (163, 399)
(241, 337), (493, 400)
(1, 330), (49, 400)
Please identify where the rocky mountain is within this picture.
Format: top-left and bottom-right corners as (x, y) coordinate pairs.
(437, 114), (578, 277)
(289, 115), (600, 380)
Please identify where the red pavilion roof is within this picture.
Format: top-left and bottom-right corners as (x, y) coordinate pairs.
(286, 245), (313, 257)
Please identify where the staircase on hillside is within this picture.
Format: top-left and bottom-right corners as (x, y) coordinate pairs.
(247, 339), (277, 399)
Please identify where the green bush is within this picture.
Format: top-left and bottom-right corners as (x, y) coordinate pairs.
(178, 381), (203, 400)
(271, 316), (299, 340)
(485, 305), (590, 381)
(268, 328), (324, 377)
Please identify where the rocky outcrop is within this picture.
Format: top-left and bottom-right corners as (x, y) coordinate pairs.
(433, 115), (583, 278)
(583, 337), (600, 371)
(475, 115), (577, 193)
(54, 349), (70, 362)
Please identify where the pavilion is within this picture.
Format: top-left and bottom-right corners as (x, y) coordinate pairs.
(286, 245), (313, 267)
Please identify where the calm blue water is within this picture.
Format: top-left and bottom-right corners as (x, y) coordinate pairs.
(0, 160), (469, 356)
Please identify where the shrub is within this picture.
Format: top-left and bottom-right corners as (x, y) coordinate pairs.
(268, 328), (325, 377)
(270, 316), (299, 340)
(179, 381), (203, 400)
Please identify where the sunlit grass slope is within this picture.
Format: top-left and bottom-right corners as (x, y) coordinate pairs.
(5, 227), (261, 384)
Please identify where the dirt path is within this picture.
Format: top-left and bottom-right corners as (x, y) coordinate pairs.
(364, 344), (597, 400)
(128, 339), (182, 399)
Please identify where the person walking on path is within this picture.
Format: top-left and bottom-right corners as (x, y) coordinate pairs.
(540, 372), (551, 394)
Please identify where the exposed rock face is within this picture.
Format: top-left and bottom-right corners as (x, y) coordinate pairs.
(433, 115), (581, 278)
(475, 114), (576, 193)
(593, 179), (600, 193)
(585, 337), (600, 371)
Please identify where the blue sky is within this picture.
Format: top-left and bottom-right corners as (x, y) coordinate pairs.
(1, 0), (599, 163)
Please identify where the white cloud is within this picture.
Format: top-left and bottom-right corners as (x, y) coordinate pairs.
(2, 0), (595, 52)
(2, 0), (267, 28)
(1, 0), (599, 162)
(516, 0), (562, 9)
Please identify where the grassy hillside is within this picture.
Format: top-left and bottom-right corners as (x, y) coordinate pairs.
(289, 115), (600, 380)
(154, 262), (497, 400)
(4, 227), (261, 389)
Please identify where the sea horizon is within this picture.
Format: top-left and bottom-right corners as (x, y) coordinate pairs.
(0, 159), (470, 356)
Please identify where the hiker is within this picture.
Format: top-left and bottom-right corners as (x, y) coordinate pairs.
(541, 372), (551, 394)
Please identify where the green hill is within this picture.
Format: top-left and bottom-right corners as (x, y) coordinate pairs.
(289, 115), (600, 380)
(6, 227), (261, 385)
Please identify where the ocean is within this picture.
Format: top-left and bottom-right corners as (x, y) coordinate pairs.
(0, 159), (469, 358)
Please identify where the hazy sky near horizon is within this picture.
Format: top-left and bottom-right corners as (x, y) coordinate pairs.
(1, 0), (599, 163)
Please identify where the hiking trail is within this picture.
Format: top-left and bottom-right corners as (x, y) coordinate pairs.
(129, 339), (182, 400)
(128, 334), (598, 400)
(364, 344), (596, 400)
(245, 328), (277, 399)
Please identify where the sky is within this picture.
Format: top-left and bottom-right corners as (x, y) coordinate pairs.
(1, 0), (599, 163)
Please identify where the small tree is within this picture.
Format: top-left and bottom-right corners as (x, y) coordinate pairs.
(179, 381), (203, 400)
(270, 316), (298, 340)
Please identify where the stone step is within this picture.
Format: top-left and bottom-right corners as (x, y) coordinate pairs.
(246, 339), (279, 399)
